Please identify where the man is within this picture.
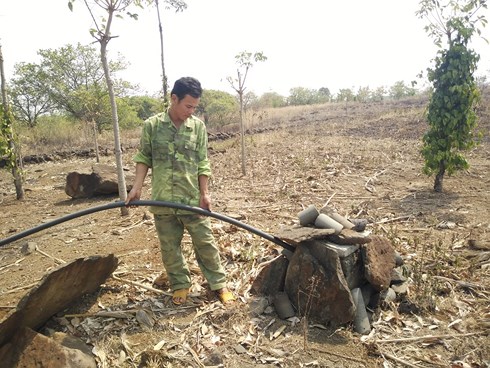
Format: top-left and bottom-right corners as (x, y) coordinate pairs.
(125, 77), (234, 305)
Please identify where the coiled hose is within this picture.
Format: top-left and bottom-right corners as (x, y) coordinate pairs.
(0, 200), (295, 251)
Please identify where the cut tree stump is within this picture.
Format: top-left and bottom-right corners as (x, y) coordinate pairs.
(65, 163), (133, 199)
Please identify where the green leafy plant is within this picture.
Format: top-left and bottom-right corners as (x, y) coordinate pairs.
(417, 0), (487, 192)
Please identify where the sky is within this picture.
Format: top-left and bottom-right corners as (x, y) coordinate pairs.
(1, 0), (489, 97)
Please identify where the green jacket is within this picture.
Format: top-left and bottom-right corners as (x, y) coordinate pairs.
(133, 111), (212, 214)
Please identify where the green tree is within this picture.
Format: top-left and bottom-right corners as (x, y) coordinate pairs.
(417, 0), (487, 192)
(318, 87), (331, 102)
(8, 62), (56, 127)
(288, 87), (322, 105)
(38, 43), (130, 125)
(255, 92), (286, 109)
(227, 51), (267, 176)
(9, 43), (132, 131)
(356, 86), (371, 103)
(199, 89), (238, 128)
(335, 88), (355, 102)
(371, 86), (386, 102)
(389, 80), (416, 100)
(0, 44), (24, 200)
(126, 95), (163, 121)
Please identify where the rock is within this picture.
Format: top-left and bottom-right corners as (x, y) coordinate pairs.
(391, 282), (409, 294)
(248, 296), (269, 316)
(380, 288), (396, 303)
(350, 219), (368, 232)
(202, 351), (224, 366)
(390, 267), (408, 285)
(361, 236), (396, 291)
(20, 241), (37, 254)
(273, 292), (295, 319)
(285, 241), (355, 327)
(394, 251), (404, 266)
(323, 241), (359, 258)
(0, 255), (118, 348)
(276, 225), (335, 245)
(47, 331), (94, 357)
(327, 228), (372, 245)
(234, 344), (248, 354)
(0, 327), (96, 368)
(250, 255), (289, 296)
(335, 245), (363, 290)
(360, 283), (376, 308)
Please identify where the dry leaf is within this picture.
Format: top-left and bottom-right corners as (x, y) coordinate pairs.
(135, 309), (155, 330)
(153, 339), (166, 351)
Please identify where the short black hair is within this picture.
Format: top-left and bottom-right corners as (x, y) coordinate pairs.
(171, 77), (202, 100)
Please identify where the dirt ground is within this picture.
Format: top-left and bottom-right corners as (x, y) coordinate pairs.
(1, 97), (489, 367)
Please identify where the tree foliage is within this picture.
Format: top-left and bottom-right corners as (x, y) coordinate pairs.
(199, 89), (238, 128)
(9, 62), (56, 127)
(9, 43), (132, 130)
(389, 80), (416, 100)
(417, 0), (487, 192)
(288, 87), (329, 105)
(0, 44), (24, 199)
(254, 92), (286, 109)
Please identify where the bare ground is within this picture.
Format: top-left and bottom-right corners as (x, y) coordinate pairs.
(1, 97), (489, 367)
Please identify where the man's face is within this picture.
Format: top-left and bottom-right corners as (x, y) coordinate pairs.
(170, 94), (200, 123)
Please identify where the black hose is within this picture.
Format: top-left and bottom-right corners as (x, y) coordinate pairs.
(0, 200), (295, 251)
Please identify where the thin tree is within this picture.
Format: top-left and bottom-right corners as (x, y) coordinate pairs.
(417, 0), (487, 192)
(0, 44), (24, 200)
(69, 0), (140, 215)
(154, 0), (186, 105)
(227, 51), (267, 176)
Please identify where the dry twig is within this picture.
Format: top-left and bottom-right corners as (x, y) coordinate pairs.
(112, 275), (172, 296)
(376, 331), (486, 343)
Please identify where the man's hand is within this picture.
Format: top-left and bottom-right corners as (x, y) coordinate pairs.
(200, 193), (212, 211)
(125, 186), (142, 207)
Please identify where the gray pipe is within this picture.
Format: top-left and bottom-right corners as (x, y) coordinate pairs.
(0, 200), (295, 252)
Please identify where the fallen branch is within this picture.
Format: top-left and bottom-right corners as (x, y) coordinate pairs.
(376, 331), (486, 343)
(364, 169), (388, 193)
(381, 351), (423, 368)
(112, 275), (172, 296)
(310, 346), (366, 364)
(322, 192), (336, 208)
(184, 343), (204, 368)
(0, 257), (25, 272)
(433, 276), (487, 291)
(2, 280), (40, 295)
(64, 310), (134, 319)
(375, 215), (412, 224)
(36, 247), (66, 264)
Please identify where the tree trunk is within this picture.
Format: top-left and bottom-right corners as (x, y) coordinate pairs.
(99, 15), (128, 216)
(239, 91), (246, 176)
(0, 44), (24, 200)
(434, 160), (445, 193)
(155, 0), (168, 104)
(93, 120), (100, 163)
